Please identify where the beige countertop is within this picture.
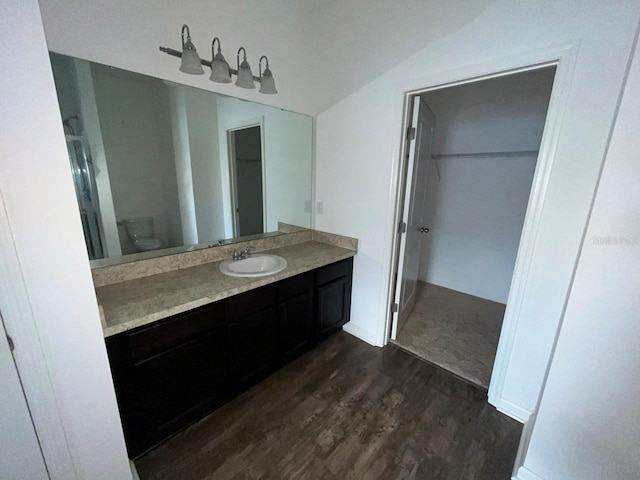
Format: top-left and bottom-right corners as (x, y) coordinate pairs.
(97, 241), (356, 337)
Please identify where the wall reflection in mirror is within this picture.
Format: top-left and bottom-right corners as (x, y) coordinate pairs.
(49, 52), (312, 264)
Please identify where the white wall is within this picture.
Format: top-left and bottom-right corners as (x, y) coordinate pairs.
(182, 89), (227, 243)
(308, 0), (497, 113)
(167, 86), (199, 245)
(517, 25), (640, 480)
(418, 69), (554, 303)
(154, 86), (184, 247)
(39, 0), (317, 115)
(0, 0), (132, 477)
(216, 96), (313, 234)
(420, 156), (537, 303)
(315, 0), (640, 423)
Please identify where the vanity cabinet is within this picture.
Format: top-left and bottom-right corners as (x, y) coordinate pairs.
(316, 259), (353, 337)
(106, 302), (230, 455)
(106, 257), (353, 457)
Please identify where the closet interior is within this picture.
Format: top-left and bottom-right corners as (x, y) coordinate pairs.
(393, 67), (556, 388)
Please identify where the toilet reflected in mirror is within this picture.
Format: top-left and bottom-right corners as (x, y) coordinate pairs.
(122, 217), (162, 253)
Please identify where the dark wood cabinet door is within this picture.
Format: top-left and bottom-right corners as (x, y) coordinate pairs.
(316, 258), (353, 338)
(106, 333), (146, 457)
(134, 324), (229, 446)
(107, 302), (228, 457)
(228, 307), (278, 390)
(227, 285), (278, 391)
(317, 277), (349, 337)
(279, 291), (314, 363)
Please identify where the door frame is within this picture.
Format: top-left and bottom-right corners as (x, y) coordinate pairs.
(0, 189), (76, 478)
(226, 117), (267, 237)
(0, 309), (49, 479)
(383, 45), (578, 422)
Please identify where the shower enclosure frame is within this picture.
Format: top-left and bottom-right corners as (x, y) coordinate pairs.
(65, 133), (108, 260)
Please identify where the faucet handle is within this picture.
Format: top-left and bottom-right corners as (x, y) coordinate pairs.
(243, 246), (253, 257)
(232, 249), (241, 260)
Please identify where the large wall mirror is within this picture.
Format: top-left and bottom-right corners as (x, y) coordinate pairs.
(49, 52), (312, 266)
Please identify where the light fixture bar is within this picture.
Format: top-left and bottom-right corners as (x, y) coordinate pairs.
(159, 46), (262, 82)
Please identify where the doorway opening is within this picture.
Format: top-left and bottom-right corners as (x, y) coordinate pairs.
(228, 124), (265, 237)
(389, 66), (556, 389)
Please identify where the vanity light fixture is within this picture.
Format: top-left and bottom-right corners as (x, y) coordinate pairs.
(179, 25), (204, 75)
(235, 47), (255, 89)
(209, 37), (231, 83)
(258, 56), (277, 94)
(159, 24), (277, 94)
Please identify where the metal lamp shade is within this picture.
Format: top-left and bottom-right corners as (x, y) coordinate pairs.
(209, 52), (231, 83)
(180, 39), (204, 75)
(259, 67), (277, 94)
(235, 60), (255, 89)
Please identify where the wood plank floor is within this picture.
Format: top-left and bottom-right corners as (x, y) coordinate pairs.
(136, 332), (521, 480)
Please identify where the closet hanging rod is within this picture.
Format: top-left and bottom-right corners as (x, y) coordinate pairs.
(431, 150), (539, 160)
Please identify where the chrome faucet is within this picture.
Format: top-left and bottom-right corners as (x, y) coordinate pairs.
(232, 246), (253, 261)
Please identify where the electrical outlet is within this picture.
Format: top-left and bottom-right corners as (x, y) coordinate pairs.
(316, 201), (324, 215)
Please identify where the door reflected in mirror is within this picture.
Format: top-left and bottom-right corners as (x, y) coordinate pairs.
(49, 52), (312, 266)
(229, 124), (264, 237)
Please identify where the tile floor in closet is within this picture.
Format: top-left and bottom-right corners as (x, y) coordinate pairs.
(394, 282), (505, 389)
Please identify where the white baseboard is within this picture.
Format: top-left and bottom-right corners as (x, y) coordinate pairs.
(342, 322), (381, 346)
(495, 398), (531, 423)
(513, 466), (543, 480)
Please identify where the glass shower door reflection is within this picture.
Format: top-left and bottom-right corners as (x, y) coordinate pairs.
(66, 135), (106, 260)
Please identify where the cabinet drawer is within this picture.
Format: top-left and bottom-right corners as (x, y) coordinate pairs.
(227, 284), (276, 323)
(316, 257), (353, 285)
(278, 271), (314, 301)
(130, 302), (224, 363)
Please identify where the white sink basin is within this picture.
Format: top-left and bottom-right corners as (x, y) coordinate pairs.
(219, 254), (287, 277)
